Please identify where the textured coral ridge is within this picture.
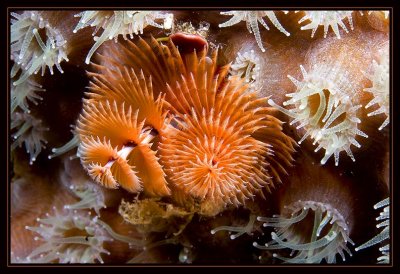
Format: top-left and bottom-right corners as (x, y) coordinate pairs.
(76, 36), (296, 216)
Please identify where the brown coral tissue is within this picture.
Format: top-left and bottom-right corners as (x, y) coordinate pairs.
(8, 8), (393, 267)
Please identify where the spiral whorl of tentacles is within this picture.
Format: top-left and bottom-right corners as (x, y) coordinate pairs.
(76, 36), (296, 215)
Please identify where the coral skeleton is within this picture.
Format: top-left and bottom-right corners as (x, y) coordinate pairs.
(369, 11), (389, 19)
(355, 198), (390, 264)
(11, 177), (43, 217)
(363, 44), (389, 131)
(219, 11), (290, 52)
(11, 112), (49, 164)
(268, 64), (368, 166)
(11, 11), (69, 85)
(73, 11), (174, 64)
(296, 11), (354, 39)
(254, 200), (354, 264)
(360, 11), (390, 20)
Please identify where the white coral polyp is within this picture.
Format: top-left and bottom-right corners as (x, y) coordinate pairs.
(219, 11), (290, 52)
(25, 208), (111, 263)
(268, 64), (368, 166)
(48, 129), (80, 159)
(297, 11), (354, 39)
(10, 11), (69, 86)
(210, 215), (257, 240)
(11, 112), (49, 165)
(229, 50), (262, 91)
(313, 100), (368, 166)
(355, 198), (390, 264)
(11, 77), (45, 114)
(64, 182), (106, 216)
(73, 11), (174, 64)
(255, 200), (354, 264)
(364, 44), (389, 131)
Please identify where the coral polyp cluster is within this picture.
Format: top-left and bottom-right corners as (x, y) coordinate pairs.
(254, 200), (354, 263)
(268, 64), (368, 166)
(10, 11), (69, 85)
(363, 43), (389, 130)
(64, 182), (106, 215)
(296, 11), (354, 39)
(73, 11), (174, 64)
(229, 50), (262, 91)
(11, 78), (45, 114)
(355, 198), (390, 264)
(371, 11), (389, 19)
(362, 11), (389, 20)
(19, 170), (145, 264)
(25, 209), (110, 263)
(11, 112), (49, 165)
(219, 11), (290, 52)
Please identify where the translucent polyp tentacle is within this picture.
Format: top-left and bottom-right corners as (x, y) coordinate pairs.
(254, 201), (353, 264)
(218, 11), (290, 52)
(355, 198), (390, 263)
(210, 214), (257, 240)
(48, 132), (80, 159)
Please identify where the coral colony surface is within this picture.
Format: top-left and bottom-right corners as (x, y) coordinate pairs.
(9, 9), (391, 265)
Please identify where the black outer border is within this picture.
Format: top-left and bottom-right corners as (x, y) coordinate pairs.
(1, 0), (399, 273)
